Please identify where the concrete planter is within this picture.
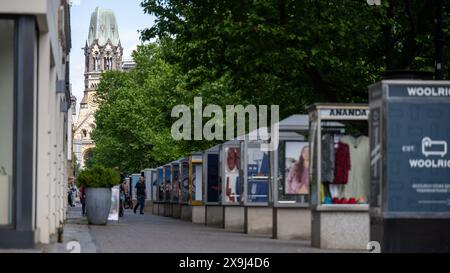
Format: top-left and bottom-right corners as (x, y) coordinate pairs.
(86, 188), (111, 225)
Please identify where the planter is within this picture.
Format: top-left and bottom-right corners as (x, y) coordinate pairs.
(86, 188), (112, 225)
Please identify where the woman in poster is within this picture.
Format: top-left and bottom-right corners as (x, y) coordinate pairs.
(286, 145), (310, 194)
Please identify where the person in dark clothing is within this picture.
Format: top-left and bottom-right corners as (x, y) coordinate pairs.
(119, 175), (126, 217)
(79, 185), (86, 216)
(134, 173), (146, 214)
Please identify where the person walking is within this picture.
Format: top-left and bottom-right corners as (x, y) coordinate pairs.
(119, 175), (126, 217)
(133, 173), (146, 215)
(79, 184), (86, 216)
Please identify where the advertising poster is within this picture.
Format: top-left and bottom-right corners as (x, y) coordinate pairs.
(224, 147), (241, 203)
(158, 168), (164, 201)
(387, 101), (450, 213)
(247, 148), (269, 203)
(131, 174), (140, 199)
(164, 166), (171, 201)
(108, 186), (120, 221)
(181, 161), (189, 203)
(191, 164), (203, 201)
(172, 164), (180, 202)
(206, 154), (220, 202)
(284, 142), (310, 195)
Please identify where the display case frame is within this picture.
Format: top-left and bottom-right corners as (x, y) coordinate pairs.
(203, 145), (221, 205)
(308, 103), (370, 212)
(271, 114), (310, 208)
(188, 152), (204, 206)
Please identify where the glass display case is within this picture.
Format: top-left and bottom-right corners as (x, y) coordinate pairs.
(131, 173), (140, 200)
(308, 104), (370, 211)
(189, 153), (203, 205)
(203, 145), (220, 204)
(156, 167), (164, 202)
(241, 131), (271, 206)
(163, 164), (171, 202)
(143, 168), (156, 201)
(220, 140), (242, 205)
(170, 160), (180, 203)
(180, 157), (189, 204)
(271, 114), (310, 207)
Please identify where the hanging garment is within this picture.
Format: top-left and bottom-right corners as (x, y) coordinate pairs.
(333, 142), (351, 184)
(340, 135), (370, 201)
(321, 134), (335, 183)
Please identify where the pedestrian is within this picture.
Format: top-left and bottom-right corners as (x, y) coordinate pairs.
(79, 184), (86, 216)
(119, 175), (126, 217)
(133, 172), (146, 215)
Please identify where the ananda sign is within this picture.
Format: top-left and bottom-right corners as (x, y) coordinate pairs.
(320, 108), (369, 120)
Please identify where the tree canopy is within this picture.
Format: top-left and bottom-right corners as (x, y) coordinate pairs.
(89, 0), (449, 172)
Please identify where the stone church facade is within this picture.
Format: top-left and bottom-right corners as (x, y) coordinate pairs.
(73, 7), (123, 169)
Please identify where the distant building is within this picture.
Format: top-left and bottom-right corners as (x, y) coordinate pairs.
(73, 7), (123, 169)
(0, 0), (72, 248)
(122, 58), (136, 72)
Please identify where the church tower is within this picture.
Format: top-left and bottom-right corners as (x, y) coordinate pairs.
(74, 7), (123, 169)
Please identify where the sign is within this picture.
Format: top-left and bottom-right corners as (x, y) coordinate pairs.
(320, 108), (369, 120)
(386, 102), (450, 212)
(389, 84), (450, 98)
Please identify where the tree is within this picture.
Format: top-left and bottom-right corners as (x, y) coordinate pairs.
(140, 0), (449, 111)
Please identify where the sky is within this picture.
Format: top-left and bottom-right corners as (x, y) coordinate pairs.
(69, 0), (155, 113)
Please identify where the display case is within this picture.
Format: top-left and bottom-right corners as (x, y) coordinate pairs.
(156, 166), (164, 202)
(163, 164), (171, 202)
(241, 129), (271, 206)
(130, 173), (140, 200)
(179, 157), (189, 205)
(271, 115), (310, 207)
(170, 160), (181, 204)
(143, 168), (156, 201)
(308, 103), (370, 250)
(188, 152), (204, 206)
(309, 104), (370, 211)
(203, 145), (221, 204)
(220, 140), (242, 205)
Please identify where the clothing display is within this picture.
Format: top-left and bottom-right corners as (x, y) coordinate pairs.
(333, 141), (351, 184)
(320, 133), (368, 205)
(321, 134), (335, 183)
(224, 147), (241, 203)
(340, 135), (370, 202)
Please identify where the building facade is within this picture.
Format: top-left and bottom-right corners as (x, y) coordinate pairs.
(73, 7), (123, 169)
(0, 0), (72, 248)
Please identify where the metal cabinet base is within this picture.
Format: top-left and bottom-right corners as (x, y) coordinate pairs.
(371, 217), (450, 253)
(172, 204), (181, 218)
(206, 205), (223, 227)
(192, 205), (206, 224)
(273, 208), (311, 240)
(245, 207), (273, 236)
(180, 204), (192, 221)
(224, 206), (245, 232)
(311, 210), (369, 250)
(163, 203), (172, 217)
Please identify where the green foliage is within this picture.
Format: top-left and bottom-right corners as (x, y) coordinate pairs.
(77, 165), (120, 188)
(90, 0), (450, 173)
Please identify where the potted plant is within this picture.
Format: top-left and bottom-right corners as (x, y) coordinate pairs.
(77, 165), (120, 225)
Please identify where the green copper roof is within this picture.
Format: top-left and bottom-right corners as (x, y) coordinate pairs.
(88, 7), (120, 46)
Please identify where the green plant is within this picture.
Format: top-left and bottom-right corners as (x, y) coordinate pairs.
(77, 165), (120, 188)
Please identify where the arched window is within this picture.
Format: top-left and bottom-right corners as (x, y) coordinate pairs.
(82, 129), (87, 138)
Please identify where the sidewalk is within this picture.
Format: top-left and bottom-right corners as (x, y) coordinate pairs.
(2, 205), (363, 253)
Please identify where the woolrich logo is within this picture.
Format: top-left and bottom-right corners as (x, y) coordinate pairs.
(329, 109), (368, 117)
(409, 137), (450, 169)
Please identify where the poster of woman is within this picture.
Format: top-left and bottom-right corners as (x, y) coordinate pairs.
(285, 142), (310, 195)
